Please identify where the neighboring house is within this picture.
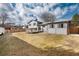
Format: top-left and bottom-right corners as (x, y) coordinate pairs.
(27, 20), (43, 33)
(43, 20), (79, 35)
(3, 23), (25, 33)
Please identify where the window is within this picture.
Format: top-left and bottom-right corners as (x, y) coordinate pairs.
(34, 28), (37, 30)
(38, 27), (41, 30)
(61, 24), (63, 28)
(29, 24), (31, 26)
(33, 23), (36, 25)
(50, 24), (54, 28)
(58, 24), (63, 28)
(51, 24), (54, 28)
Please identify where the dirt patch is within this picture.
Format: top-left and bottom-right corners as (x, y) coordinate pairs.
(0, 33), (44, 56)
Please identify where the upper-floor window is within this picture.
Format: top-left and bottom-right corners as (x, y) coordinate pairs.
(33, 23), (36, 26)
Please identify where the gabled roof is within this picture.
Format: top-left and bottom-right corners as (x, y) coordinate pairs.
(28, 20), (42, 24)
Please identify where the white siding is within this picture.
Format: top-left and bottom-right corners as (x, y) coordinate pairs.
(48, 28), (56, 33)
(63, 23), (67, 28)
(55, 28), (67, 34)
(43, 25), (49, 32)
(47, 28), (67, 35)
(28, 20), (43, 32)
(44, 23), (68, 35)
(54, 24), (58, 28)
(28, 21), (37, 28)
(40, 26), (43, 31)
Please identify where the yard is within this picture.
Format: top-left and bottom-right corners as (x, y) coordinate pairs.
(0, 32), (79, 55)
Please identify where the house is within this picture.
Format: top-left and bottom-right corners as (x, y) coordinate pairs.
(43, 20), (79, 34)
(43, 20), (79, 35)
(27, 18), (79, 35)
(27, 19), (43, 33)
(3, 23), (25, 33)
(42, 21), (70, 35)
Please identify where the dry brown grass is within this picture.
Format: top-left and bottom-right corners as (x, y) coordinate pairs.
(12, 32), (65, 50)
(0, 33), (45, 56)
(12, 32), (79, 53)
(1, 32), (79, 55)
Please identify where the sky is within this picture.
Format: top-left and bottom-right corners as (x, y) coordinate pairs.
(0, 3), (79, 25)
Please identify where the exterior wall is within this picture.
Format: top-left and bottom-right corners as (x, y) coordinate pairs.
(48, 28), (56, 33)
(28, 21), (38, 28)
(28, 21), (43, 33)
(54, 24), (58, 28)
(63, 23), (67, 28)
(43, 24), (51, 32)
(44, 23), (68, 35)
(43, 25), (49, 32)
(48, 28), (67, 35)
(39, 26), (43, 32)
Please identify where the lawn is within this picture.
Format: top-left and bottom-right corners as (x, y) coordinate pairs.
(12, 32), (79, 55)
(12, 32), (65, 50)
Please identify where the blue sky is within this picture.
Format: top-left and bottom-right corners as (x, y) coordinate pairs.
(10, 3), (79, 19)
(0, 3), (79, 25)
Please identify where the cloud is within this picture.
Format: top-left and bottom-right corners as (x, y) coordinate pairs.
(0, 3), (79, 25)
(53, 7), (62, 18)
(51, 4), (78, 19)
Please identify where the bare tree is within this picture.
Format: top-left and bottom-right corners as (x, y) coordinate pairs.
(0, 13), (8, 26)
(0, 8), (8, 27)
(40, 12), (56, 22)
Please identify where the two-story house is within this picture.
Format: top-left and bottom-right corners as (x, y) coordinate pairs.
(27, 19), (43, 33)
